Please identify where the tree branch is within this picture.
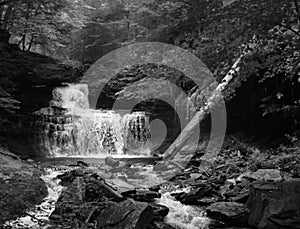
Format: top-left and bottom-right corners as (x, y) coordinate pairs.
(279, 23), (300, 37)
(0, 0), (22, 7)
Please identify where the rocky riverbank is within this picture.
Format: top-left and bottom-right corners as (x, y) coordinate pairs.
(44, 134), (300, 229)
(1, 133), (300, 229)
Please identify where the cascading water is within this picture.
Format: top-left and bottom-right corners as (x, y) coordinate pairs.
(35, 84), (151, 157)
(156, 188), (211, 229)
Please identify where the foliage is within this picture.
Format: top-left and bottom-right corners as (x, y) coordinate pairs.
(0, 0), (299, 133)
(150, 0), (300, 132)
(0, 0), (86, 58)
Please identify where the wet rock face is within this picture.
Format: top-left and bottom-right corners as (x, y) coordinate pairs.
(247, 180), (300, 229)
(33, 106), (76, 156)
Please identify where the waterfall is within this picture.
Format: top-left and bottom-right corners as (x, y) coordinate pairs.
(35, 84), (151, 157)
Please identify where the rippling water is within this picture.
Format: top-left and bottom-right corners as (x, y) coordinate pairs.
(4, 158), (211, 229)
(157, 191), (211, 229)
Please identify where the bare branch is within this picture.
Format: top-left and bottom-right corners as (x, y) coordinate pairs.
(279, 23), (300, 37)
(0, 0), (22, 7)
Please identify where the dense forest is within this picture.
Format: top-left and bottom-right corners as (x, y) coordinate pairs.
(1, 0), (300, 132)
(0, 0), (300, 229)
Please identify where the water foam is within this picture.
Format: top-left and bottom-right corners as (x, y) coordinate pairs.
(156, 190), (211, 229)
(35, 84), (151, 157)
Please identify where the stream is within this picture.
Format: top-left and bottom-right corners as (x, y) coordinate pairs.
(4, 158), (211, 229)
(5, 84), (211, 228)
(4, 167), (66, 229)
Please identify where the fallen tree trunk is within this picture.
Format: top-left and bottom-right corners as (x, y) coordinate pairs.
(163, 55), (244, 163)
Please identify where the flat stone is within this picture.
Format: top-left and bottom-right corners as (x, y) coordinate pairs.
(206, 202), (249, 227)
(238, 169), (284, 182)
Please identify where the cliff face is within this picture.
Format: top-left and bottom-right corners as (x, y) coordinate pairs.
(0, 30), (82, 157)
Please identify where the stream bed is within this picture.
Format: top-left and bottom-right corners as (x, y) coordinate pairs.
(4, 157), (211, 229)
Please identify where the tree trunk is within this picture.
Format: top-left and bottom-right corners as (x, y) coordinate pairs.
(8, 5), (15, 29)
(163, 55), (244, 162)
(22, 33), (26, 50)
(27, 35), (34, 51)
(20, 1), (30, 51)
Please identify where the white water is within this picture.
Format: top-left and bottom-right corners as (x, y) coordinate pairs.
(36, 84), (151, 157)
(4, 168), (66, 229)
(3, 164), (210, 229)
(157, 188), (211, 229)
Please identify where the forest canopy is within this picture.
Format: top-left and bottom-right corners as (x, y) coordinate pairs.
(0, 0), (300, 133)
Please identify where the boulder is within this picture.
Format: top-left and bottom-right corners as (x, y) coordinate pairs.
(105, 156), (120, 167)
(85, 177), (125, 202)
(77, 160), (89, 167)
(247, 179), (300, 229)
(0, 151), (47, 224)
(52, 177), (86, 216)
(206, 202), (249, 227)
(96, 199), (154, 229)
